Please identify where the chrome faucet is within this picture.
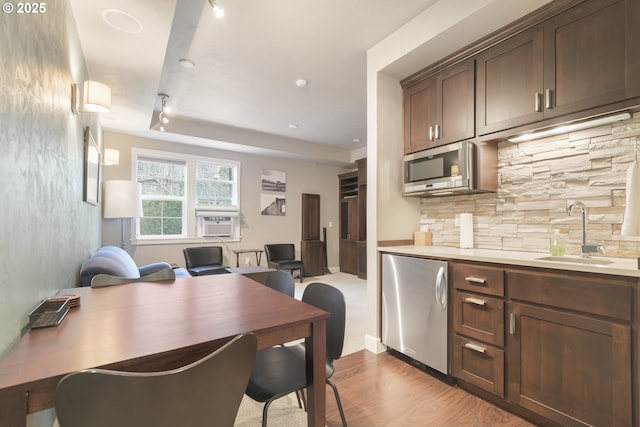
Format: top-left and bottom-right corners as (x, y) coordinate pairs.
(567, 201), (606, 257)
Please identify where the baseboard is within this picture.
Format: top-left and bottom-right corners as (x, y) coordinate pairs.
(364, 334), (386, 354)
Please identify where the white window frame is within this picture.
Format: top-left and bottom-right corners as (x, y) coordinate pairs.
(132, 148), (241, 245)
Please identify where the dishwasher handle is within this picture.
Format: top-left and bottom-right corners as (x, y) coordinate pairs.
(435, 266), (447, 310)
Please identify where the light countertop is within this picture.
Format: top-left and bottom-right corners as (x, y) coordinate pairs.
(378, 245), (640, 278)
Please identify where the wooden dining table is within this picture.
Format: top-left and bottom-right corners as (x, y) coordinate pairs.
(0, 273), (329, 427)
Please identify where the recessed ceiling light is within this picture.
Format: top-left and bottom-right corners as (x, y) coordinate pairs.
(101, 9), (143, 34)
(179, 58), (195, 69)
(353, 138), (361, 143)
(295, 79), (307, 88)
(288, 124), (299, 129)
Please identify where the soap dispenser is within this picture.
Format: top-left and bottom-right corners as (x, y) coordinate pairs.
(549, 229), (566, 256)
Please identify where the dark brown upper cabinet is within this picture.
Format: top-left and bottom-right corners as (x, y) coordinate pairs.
(477, 0), (640, 136)
(404, 58), (475, 154)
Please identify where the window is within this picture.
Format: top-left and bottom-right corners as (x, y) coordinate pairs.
(136, 156), (186, 238)
(196, 161), (237, 208)
(133, 148), (240, 243)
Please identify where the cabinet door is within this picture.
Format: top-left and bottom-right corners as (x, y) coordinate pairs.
(476, 26), (544, 135)
(339, 198), (358, 274)
(437, 58), (475, 145)
(543, 0), (630, 118)
(403, 78), (438, 154)
(507, 302), (632, 427)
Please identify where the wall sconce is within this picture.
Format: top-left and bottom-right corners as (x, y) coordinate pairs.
(71, 80), (111, 114)
(507, 111), (631, 143)
(103, 148), (120, 166)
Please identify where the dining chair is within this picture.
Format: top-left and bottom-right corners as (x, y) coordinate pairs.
(264, 243), (304, 283)
(182, 246), (227, 276)
(55, 334), (257, 427)
(245, 282), (347, 427)
(264, 270), (295, 297)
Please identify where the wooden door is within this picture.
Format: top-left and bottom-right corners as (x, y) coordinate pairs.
(301, 193), (323, 276)
(403, 77), (437, 154)
(476, 26), (544, 135)
(437, 58), (475, 145)
(302, 193), (320, 241)
(507, 302), (632, 426)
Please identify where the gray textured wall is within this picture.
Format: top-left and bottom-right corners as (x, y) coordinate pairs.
(0, 0), (101, 359)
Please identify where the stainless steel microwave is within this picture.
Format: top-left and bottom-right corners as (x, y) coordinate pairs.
(403, 141), (497, 197)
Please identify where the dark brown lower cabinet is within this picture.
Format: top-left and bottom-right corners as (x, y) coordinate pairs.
(451, 262), (636, 427)
(506, 270), (634, 427)
(507, 302), (631, 427)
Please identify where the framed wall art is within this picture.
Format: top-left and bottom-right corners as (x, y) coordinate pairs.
(83, 126), (100, 205)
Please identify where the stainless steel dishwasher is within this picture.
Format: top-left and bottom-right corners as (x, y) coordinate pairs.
(381, 253), (448, 375)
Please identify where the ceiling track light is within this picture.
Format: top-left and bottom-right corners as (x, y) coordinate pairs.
(158, 93), (170, 131)
(208, 0), (224, 18)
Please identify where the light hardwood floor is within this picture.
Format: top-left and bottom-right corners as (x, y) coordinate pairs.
(326, 350), (536, 427)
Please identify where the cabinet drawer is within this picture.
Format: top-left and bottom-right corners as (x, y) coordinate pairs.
(453, 291), (504, 347)
(452, 335), (504, 397)
(452, 263), (504, 297)
(507, 270), (633, 321)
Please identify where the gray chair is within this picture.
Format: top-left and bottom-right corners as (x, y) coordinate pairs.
(183, 246), (227, 276)
(55, 334), (257, 427)
(264, 270), (295, 297)
(245, 283), (347, 427)
(264, 244), (304, 283)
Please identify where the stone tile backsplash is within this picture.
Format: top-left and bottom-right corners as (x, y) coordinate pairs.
(419, 113), (640, 258)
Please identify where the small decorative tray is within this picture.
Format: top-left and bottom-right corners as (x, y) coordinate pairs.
(29, 297), (70, 329)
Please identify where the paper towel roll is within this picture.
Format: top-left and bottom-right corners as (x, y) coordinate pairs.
(460, 213), (474, 249)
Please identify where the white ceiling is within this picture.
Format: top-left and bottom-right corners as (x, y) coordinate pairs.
(69, 0), (550, 166)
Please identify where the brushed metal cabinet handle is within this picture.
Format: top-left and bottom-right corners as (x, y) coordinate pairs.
(534, 92), (542, 112)
(435, 124), (441, 140)
(464, 342), (487, 354)
(545, 88), (553, 109)
(429, 125), (434, 141)
(464, 276), (487, 284)
(509, 313), (516, 335)
(464, 297), (487, 306)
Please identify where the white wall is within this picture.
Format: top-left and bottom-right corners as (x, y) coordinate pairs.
(102, 132), (350, 270)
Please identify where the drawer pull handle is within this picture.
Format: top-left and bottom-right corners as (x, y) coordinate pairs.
(464, 342), (487, 354)
(464, 276), (486, 284)
(464, 297), (486, 306)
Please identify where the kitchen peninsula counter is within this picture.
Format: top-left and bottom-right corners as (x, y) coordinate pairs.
(378, 245), (640, 278)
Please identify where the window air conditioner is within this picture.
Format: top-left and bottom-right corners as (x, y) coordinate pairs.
(202, 217), (232, 237)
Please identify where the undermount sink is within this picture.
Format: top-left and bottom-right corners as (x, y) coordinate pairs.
(536, 256), (614, 266)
